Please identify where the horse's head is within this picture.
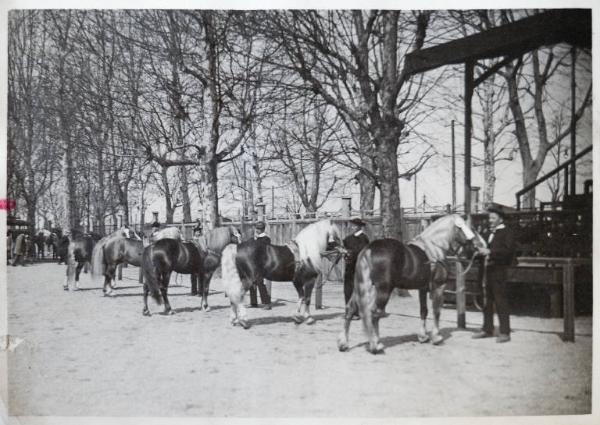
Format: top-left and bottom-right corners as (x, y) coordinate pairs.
(326, 222), (342, 250)
(295, 219), (342, 273)
(228, 226), (242, 245)
(450, 215), (487, 259)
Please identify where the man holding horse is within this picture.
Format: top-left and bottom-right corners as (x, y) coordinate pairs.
(343, 218), (370, 320)
(249, 221), (272, 309)
(472, 204), (516, 343)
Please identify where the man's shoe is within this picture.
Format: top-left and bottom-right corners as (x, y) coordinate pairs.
(496, 334), (511, 343)
(471, 330), (493, 339)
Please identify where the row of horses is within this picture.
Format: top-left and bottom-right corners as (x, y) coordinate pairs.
(62, 215), (487, 354)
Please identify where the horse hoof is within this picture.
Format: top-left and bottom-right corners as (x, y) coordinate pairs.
(142, 309), (151, 316)
(337, 338), (349, 352)
(305, 316), (316, 325)
(367, 343), (385, 355)
(418, 334), (430, 343)
(63, 286), (69, 291)
(432, 334), (444, 345)
(203, 305), (211, 312)
(292, 315), (304, 324)
(167, 310), (175, 315)
(239, 320), (250, 329)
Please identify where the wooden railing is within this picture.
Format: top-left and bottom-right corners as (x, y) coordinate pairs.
(453, 256), (591, 342)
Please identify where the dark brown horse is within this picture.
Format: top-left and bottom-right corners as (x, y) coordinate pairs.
(141, 238), (205, 316)
(337, 214), (487, 354)
(91, 228), (143, 296)
(191, 225), (242, 310)
(229, 219), (342, 326)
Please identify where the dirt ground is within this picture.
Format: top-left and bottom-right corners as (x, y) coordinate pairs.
(4, 261), (593, 418)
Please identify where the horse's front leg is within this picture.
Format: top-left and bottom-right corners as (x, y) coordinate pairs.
(75, 263), (84, 289)
(190, 274), (198, 296)
(430, 283), (446, 345)
(142, 284), (151, 316)
(292, 279), (306, 324)
(201, 271), (214, 312)
(418, 288), (430, 343)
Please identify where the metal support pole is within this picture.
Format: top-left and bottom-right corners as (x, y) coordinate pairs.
(570, 47), (577, 196)
(451, 120), (456, 212)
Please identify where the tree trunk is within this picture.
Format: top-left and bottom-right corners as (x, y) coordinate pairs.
(161, 167), (175, 224)
(199, 156), (219, 229)
(482, 81), (496, 206)
(377, 136), (402, 239)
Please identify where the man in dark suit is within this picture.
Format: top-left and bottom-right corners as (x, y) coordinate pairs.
(343, 218), (370, 319)
(249, 221), (272, 309)
(472, 204), (516, 343)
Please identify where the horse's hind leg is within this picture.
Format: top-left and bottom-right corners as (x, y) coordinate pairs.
(362, 283), (392, 354)
(142, 285), (151, 316)
(301, 276), (317, 325)
(337, 296), (359, 352)
(418, 288), (430, 343)
(104, 265), (116, 296)
(75, 263), (84, 289)
(161, 272), (174, 315)
(228, 283), (249, 329)
(431, 283), (446, 345)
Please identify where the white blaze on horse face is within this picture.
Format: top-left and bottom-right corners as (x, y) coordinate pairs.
(454, 217), (475, 241)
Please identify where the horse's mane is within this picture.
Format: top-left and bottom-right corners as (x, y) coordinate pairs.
(410, 214), (484, 262)
(294, 219), (339, 273)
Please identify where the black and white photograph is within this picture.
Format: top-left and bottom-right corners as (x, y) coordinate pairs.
(0, 1), (597, 424)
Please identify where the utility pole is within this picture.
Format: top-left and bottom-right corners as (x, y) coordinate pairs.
(242, 161), (248, 219)
(451, 120), (456, 212)
(271, 186), (275, 219)
(570, 47), (577, 196)
(413, 173), (417, 213)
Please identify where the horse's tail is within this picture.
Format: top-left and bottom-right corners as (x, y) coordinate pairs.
(355, 248), (376, 338)
(221, 244), (244, 302)
(142, 247), (162, 305)
(90, 240), (106, 281)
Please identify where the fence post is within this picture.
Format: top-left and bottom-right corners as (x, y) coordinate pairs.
(456, 260), (466, 328)
(563, 259), (575, 342)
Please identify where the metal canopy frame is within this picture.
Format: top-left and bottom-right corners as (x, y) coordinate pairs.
(404, 9), (591, 217)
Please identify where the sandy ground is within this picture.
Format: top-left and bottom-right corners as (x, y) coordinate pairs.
(5, 261), (592, 417)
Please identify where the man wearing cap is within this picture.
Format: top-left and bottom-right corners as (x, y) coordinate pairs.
(249, 221), (272, 309)
(150, 221), (161, 242)
(472, 204), (516, 343)
(343, 218), (370, 319)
